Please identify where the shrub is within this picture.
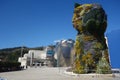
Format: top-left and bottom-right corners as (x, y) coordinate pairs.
(0, 61), (21, 72)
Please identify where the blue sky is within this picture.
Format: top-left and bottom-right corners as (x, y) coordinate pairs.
(0, 0), (119, 48)
(0, 0), (120, 67)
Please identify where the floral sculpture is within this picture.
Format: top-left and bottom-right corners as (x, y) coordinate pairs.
(72, 3), (111, 74)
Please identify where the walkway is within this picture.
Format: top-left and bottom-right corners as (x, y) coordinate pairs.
(0, 67), (120, 80)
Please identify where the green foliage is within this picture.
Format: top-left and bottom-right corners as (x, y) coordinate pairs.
(7, 53), (20, 62)
(0, 46), (46, 62)
(83, 8), (107, 36)
(93, 42), (103, 50)
(96, 54), (111, 74)
(72, 3), (111, 74)
(74, 3), (81, 8)
(0, 61), (21, 72)
(82, 53), (95, 73)
(73, 59), (85, 74)
(93, 51), (102, 63)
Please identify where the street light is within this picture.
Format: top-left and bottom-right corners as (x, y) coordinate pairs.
(21, 46), (24, 57)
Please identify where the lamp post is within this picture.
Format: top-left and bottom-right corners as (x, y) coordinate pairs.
(21, 46), (24, 57)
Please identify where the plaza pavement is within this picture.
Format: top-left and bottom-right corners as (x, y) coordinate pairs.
(0, 67), (120, 80)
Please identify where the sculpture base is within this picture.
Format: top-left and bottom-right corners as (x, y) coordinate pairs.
(64, 68), (120, 80)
